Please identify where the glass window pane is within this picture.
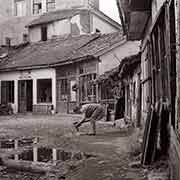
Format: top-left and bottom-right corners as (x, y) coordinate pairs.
(15, 1), (26, 16)
(37, 79), (52, 103)
(1, 81), (14, 104)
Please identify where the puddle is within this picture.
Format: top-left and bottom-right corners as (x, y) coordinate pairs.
(8, 147), (95, 163)
(18, 137), (38, 147)
(0, 137), (38, 149)
(38, 147), (53, 162)
(0, 139), (15, 149)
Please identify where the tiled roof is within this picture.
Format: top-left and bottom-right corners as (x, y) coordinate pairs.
(118, 53), (141, 78)
(26, 9), (88, 27)
(0, 34), (100, 70)
(0, 32), (125, 71)
(69, 31), (124, 60)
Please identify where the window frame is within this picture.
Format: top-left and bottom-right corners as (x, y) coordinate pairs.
(41, 25), (48, 41)
(46, 0), (55, 12)
(1, 81), (15, 104)
(60, 79), (68, 101)
(37, 79), (52, 104)
(100, 82), (114, 101)
(32, 0), (42, 15)
(15, 0), (26, 17)
(79, 73), (97, 103)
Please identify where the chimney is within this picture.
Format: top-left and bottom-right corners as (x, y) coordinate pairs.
(86, 0), (99, 9)
(23, 34), (29, 43)
(5, 37), (11, 47)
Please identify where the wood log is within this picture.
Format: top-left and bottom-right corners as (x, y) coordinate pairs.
(1, 157), (54, 173)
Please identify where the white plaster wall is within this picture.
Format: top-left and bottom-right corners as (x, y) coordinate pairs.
(29, 19), (71, 42)
(71, 14), (86, 34)
(99, 41), (140, 75)
(0, 68), (56, 113)
(48, 19), (71, 39)
(0, 0), (100, 45)
(92, 14), (118, 33)
(0, 0), (38, 45)
(29, 26), (41, 42)
(55, 0), (99, 9)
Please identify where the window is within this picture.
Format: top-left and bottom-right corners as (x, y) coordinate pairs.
(60, 79), (68, 101)
(70, 80), (76, 102)
(79, 73), (96, 102)
(47, 0), (55, 12)
(101, 83), (114, 100)
(1, 81), (14, 104)
(33, 0), (42, 15)
(15, 0), (26, 16)
(95, 29), (101, 33)
(37, 79), (52, 103)
(41, 26), (47, 41)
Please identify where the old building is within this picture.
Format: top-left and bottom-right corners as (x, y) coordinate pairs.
(0, 0), (142, 115)
(26, 8), (121, 43)
(96, 53), (141, 125)
(0, 0), (118, 45)
(0, 32), (139, 114)
(118, 54), (141, 126)
(118, 0), (180, 177)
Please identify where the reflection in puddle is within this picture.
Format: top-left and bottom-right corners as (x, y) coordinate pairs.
(0, 139), (15, 149)
(8, 147), (91, 163)
(0, 137), (38, 149)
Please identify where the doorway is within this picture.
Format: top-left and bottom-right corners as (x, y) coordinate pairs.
(18, 80), (33, 113)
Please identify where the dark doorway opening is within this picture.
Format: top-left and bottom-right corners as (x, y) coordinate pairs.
(115, 90), (125, 120)
(18, 80), (33, 113)
(41, 26), (47, 41)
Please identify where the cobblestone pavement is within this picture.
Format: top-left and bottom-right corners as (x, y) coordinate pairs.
(0, 114), (148, 180)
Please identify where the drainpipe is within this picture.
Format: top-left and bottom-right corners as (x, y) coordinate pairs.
(116, 0), (127, 35)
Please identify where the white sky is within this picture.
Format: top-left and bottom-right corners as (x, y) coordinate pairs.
(99, 0), (120, 23)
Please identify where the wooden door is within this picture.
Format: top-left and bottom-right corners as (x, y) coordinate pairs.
(18, 80), (27, 113)
(26, 80), (33, 112)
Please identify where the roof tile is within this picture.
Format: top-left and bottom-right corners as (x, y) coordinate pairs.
(0, 32), (125, 71)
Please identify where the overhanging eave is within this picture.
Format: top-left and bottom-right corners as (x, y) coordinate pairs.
(127, 11), (150, 40)
(129, 0), (152, 11)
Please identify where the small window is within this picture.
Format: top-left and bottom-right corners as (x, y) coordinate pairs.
(79, 73), (97, 102)
(15, 0), (26, 16)
(95, 29), (101, 33)
(47, 0), (55, 12)
(41, 26), (47, 41)
(33, 0), (42, 15)
(70, 80), (76, 102)
(37, 79), (52, 103)
(1, 81), (14, 104)
(23, 34), (28, 42)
